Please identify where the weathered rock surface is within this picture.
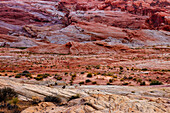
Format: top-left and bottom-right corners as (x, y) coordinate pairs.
(0, 0), (169, 49)
(26, 41), (131, 54)
(0, 77), (169, 113)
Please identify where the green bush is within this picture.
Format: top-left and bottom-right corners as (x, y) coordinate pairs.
(56, 76), (62, 80)
(87, 73), (92, 78)
(122, 82), (128, 85)
(34, 76), (43, 80)
(15, 74), (21, 78)
(12, 97), (19, 105)
(85, 79), (91, 83)
(107, 72), (113, 76)
(109, 79), (113, 83)
(37, 73), (50, 79)
(79, 81), (84, 85)
(80, 72), (85, 74)
(119, 66), (123, 70)
(140, 81), (146, 86)
(137, 79), (142, 83)
(128, 77), (133, 79)
(150, 80), (162, 85)
(17, 70), (32, 77)
(95, 65), (100, 69)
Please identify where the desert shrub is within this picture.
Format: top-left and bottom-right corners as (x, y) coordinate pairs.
(15, 74), (21, 78)
(107, 82), (111, 85)
(140, 81), (146, 85)
(92, 81), (97, 84)
(123, 76), (127, 79)
(109, 79), (113, 83)
(69, 80), (73, 85)
(79, 81), (84, 85)
(120, 78), (124, 81)
(71, 73), (76, 78)
(141, 68), (148, 71)
(68, 94), (80, 101)
(133, 78), (137, 81)
(56, 76), (62, 80)
(80, 72), (85, 74)
(131, 67), (134, 71)
(44, 73), (50, 78)
(13, 70), (17, 73)
(86, 66), (91, 70)
(113, 75), (117, 78)
(1, 70), (5, 72)
(22, 71), (31, 77)
(22, 70), (29, 74)
(137, 79), (142, 83)
(119, 66), (123, 70)
(55, 73), (59, 76)
(150, 80), (162, 85)
(0, 87), (18, 103)
(131, 91), (135, 93)
(87, 73), (92, 78)
(11, 97), (19, 105)
(102, 73), (107, 76)
(17, 70), (31, 77)
(44, 96), (62, 104)
(38, 73), (50, 78)
(85, 79), (91, 83)
(128, 77), (133, 79)
(122, 82), (128, 85)
(7, 70), (13, 72)
(107, 72), (113, 76)
(34, 76), (43, 80)
(95, 65), (100, 69)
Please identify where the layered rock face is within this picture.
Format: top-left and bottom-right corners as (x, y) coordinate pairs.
(0, 0), (169, 54)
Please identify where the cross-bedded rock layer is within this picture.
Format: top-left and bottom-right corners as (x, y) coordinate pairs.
(0, 0), (169, 53)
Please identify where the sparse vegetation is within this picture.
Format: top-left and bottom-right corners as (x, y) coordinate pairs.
(140, 81), (146, 86)
(79, 81), (84, 85)
(0, 87), (18, 103)
(44, 96), (62, 104)
(68, 94), (80, 101)
(150, 80), (163, 85)
(92, 81), (97, 84)
(85, 79), (91, 83)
